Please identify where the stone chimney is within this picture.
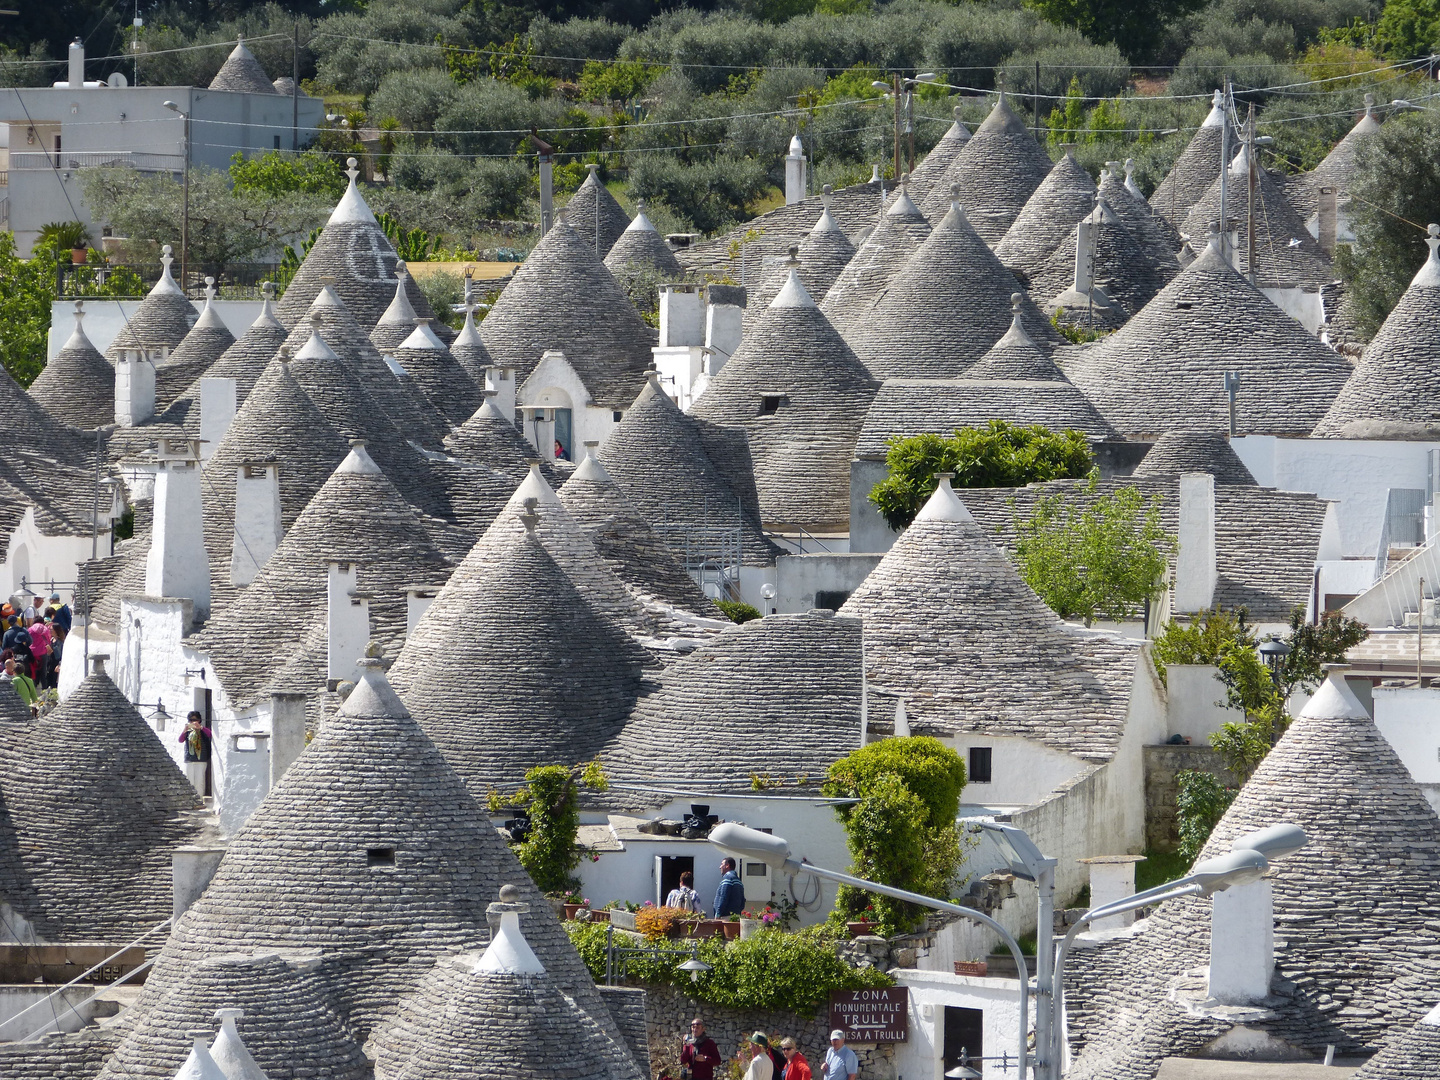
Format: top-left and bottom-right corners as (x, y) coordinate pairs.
(268, 690), (307, 789)
(785, 134), (807, 205)
(1079, 855), (1147, 930)
(172, 846), (226, 921)
(231, 460), (281, 587)
(1208, 875), (1274, 1004)
(326, 561), (370, 687)
(198, 377), (237, 463)
(67, 37), (84, 90)
(115, 348), (156, 428)
(147, 438), (211, 620)
(1174, 472), (1217, 613)
(174, 1029), (226, 1080)
(705, 287), (744, 360)
(1317, 187), (1338, 255)
(485, 365), (517, 422)
(406, 585), (440, 637)
(1073, 218), (1096, 294)
(1123, 159), (1143, 198)
(659, 284), (705, 348)
(210, 1009), (269, 1080)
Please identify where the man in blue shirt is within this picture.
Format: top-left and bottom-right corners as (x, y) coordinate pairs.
(713, 857), (745, 917)
(823, 1031), (858, 1080)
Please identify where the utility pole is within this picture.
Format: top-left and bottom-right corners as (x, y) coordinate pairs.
(1034, 60), (1041, 140)
(291, 21), (300, 152)
(892, 73), (901, 181)
(1246, 101), (1257, 284)
(905, 82), (915, 174)
(1218, 76), (1231, 264)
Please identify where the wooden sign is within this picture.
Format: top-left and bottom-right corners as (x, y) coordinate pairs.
(829, 987), (909, 1043)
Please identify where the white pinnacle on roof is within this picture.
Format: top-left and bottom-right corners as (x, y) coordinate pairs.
(454, 306), (484, 348)
(154, 245), (185, 297)
(251, 283), (283, 332)
(174, 1031), (226, 1080)
(294, 323), (340, 362)
(571, 446), (609, 482)
(476, 899), (545, 976)
(209, 1009), (269, 1080)
(770, 267), (815, 308)
(61, 300), (96, 352)
(623, 203), (659, 234)
(1415, 224), (1440, 288)
(914, 474), (975, 524)
(193, 290), (227, 330)
(1299, 664), (1372, 721)
(788, 134), (804, 156)
(335, 441), (382, 476)
(328, 158), (377, 226)
(376, 262), (418, 328)
(398, 320), (448, 351)
(1201, 89), (1226, 128)
(886, 175), (922, 218)
(1123, 159), (1143, 198)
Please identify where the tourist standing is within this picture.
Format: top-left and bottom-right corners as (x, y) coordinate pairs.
(680, 1018), (721, 1080)
(745, 1034), (774, 1080)
(824, 1031), (858, 1080)
(779, 1038), (812, 1080)
(714, 857), (745, 917)
(179, 711), (212, 795)
(666, 870), (701, 912)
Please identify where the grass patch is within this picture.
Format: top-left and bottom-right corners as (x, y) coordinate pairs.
(1136, 848), (1190, 893)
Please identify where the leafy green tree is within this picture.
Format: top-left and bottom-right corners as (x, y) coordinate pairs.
(628, 154), (769, 235)
(869, 422), (1094, 532)
(230, 151), (348, 200)
(1175, 771), (1236, 860)
(1335, 111), (1440, 336)
(488, 761), (608, 894)
(1026, 0), (1209, 61)
(1376, 0), (1440, 59)
(578, 58), (667, 102)
(822, 738), (967, 932)
(1012, 477), (1175, 626)
(375, 212), (436, 262)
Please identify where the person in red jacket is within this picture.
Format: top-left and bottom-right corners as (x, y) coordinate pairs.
(680, 1018), (721, 1080)
(779, 1038), (812, 1080)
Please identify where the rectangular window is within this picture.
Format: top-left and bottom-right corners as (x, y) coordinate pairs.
(613, 410), (623, 422)
(367, 847), (396, 867)
(814, 590), (851, 611)
(759, 395), (783, 416)
(943, 1006), (984, 1076)
(745, 861), (768, 877)
(273, 134), (281, 150)
(968, 747), (993, 784)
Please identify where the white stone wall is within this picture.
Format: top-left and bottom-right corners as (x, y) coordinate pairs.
(951, 735), (1088, 810)
(1166, 664), (1245, 742)
(517, 352), (621, 460)
(892, 969), (1024, 1080)
(3, 506), (114, 605)
(114, 598), (199, 773)
(1373, 684), (1440, 815)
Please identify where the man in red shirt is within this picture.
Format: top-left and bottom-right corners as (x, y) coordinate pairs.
(681, 1018), (721, 1080)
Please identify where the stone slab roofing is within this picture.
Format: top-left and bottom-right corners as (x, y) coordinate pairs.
(1293, 97), (1380, 219)
(905, 109), (971, 213)
(0, 1028), (119, 1080)
(159, 287), (287, 433)
(0, 671), (207, 943)
(604, 609), (863, 794)
(842, 198), (1061, 378)
(0, 370), (109, 542)
(367, 263), (423, 353)
(450, 305), (495, 383)
(918, 94), (1055, 243)
(370, 946), (644, 1080)
(391, 319), (484, 426)
(1350, 1000), (1440, 1080)
(277, 165), (445, 332)
(1133, 430), (1257, 484)
(131, 663), (627, 1047)
(1150, 92), (1231, 231)
(839, 479), (1141, 761)
(1062, 240), (1353, 437)
(557, 453), (723, 617)
(479, 216), (656, 410)
(156, 294), (235, 410)
(856, 377), (1117, 456)
(96, 951), (369, 1080)
(742, 205), (858, 331)
(29, 303), (113, 429)
(1313, 230), (1440, 439)
(995, 147), (1099, 281)
(104, 250), (197, 360)
(599, 374), (781, 566)
(1027, 201), (1170, 324)
(387, 502), (651, 795)
(445, 396), (559, 483)
(1100, 161), (1183, 268)
(690, 269), (877, 532)
(604, 204), (684, 277)
(567, 165), (632, 258)
(1064, 671), (1440, 1080)
(208, 36), (276, 94)
(820, 182), (932, 335)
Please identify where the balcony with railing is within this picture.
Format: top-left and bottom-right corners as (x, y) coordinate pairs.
(8, 150), (184, 173)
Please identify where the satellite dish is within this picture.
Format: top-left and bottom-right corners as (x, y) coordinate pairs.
(107, 72), (128, 88)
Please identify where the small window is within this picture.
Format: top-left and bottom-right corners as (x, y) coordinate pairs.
(367, 847), (396, 867)
(968, 747), (993, 784)
(1174, 301), (1194, 310)
(745, 861), (768, 877)
(814, 589), (851, 611)
(273, 134), (281, 150)
(613, 410), (623, 422)
(759, 395), (784, 416)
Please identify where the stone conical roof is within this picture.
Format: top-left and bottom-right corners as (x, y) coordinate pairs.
(97, 952), (369, 1080)
(1100, 160), (1182, 269)
(1296, 95), (1382, 218)
(1351, 1000), (1440, 1080)
(196, 444), (454, 706)
(157, 291), (236, 409)
(1132, 430), (1257, 484)
(445, 396), (552, 481)
(106, 247), (197, 359)
(276, 163), (444, 331)
(1313, 228), (1440, 439)
(743, 196), (857, 329)
(29, 302), (113, 428)
(690, 269), (877, 532)
(1181, 151), (1333, 287)
(565, 166), (631, 258)
(392, 319), (483, 426)
(131, 662), (628, 1047)
(1029, 199), (1169, 323)
(1065, 669), (1440, 1079)
(208, 36), (276, 94)
(282, 285), (448, 447)
(838, 478), (1139, 760)
(159, 285), (289, 432)
(819, 179), (931, 334)
(994, 147), (1098, 280)
(1149, 91), (1233, 230)
(598, 375), (780, 566)
(964, 296), (1069, 381)
(842, 197), (1060, 378)
(0, 670), (204, 942)
(450, 306), (495, 384)
(367, 262), (421, 353)
(603, 204), (683, 277)
(1063, 238), (1353, 436)
(387, 496), (650, 795)
(906, 107), (972, 212)
(918, 94), (1055, 243)
(479, 217), (654, 410)
(605, 610), (862, 792)
(557, 452), (721, 617)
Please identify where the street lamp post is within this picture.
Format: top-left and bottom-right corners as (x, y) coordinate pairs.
(162, 100), (190, 292)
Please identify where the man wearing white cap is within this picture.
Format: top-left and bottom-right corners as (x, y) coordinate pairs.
(824, 1030), (857, 1080)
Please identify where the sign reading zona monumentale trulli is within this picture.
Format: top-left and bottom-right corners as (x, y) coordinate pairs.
(828, 987), (909, 1043)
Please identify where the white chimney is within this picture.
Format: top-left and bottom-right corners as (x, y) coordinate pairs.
(1208, 878), (1274, 1004)
(1073, 218), (1095, 293)
(196, 376), (236, 463)
(1175, 472), (1218, 613)
(658, 284), (705, 348)
(210, 1009), (269, 1080)
(1079, 855), (1147, 930)
(406, 586), (439, 638)
(485, 365), (517, 422)
(326, 561), (369, 687)
(174, 1029), (226, 1080)
(230, 461), (281, 586)
(147, 439), (211, 620)
(115, 348), (155, 427)
(68, 38), (84, 90)
(785, 134), (807, 205)
(705, 296), (744, 361)
(268, 690), (307, 789)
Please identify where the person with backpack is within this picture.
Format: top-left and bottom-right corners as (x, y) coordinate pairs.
(3, 657), (38, 711)
(27, 618), (52, 688)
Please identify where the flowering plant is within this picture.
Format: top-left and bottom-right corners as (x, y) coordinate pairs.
(557, 888), (588, 906)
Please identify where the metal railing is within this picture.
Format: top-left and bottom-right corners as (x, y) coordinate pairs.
(9, 151), (184, 172)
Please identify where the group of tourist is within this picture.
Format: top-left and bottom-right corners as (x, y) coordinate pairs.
(0, 591), (72, 707)
(664, 858), (749, 918)
(678, 1018), (859, 1080)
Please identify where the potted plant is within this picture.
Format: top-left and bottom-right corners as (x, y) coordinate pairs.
(847, 902), (880, 937)
(607, 901), (639, 932)
(954, 958), (989, 977)
(738, 909), (762, 939)
(39, 221), (91, 265)
(687, 917), (725, 938)
(558, 889), (588, 920)
(722, 913), (742, 940)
